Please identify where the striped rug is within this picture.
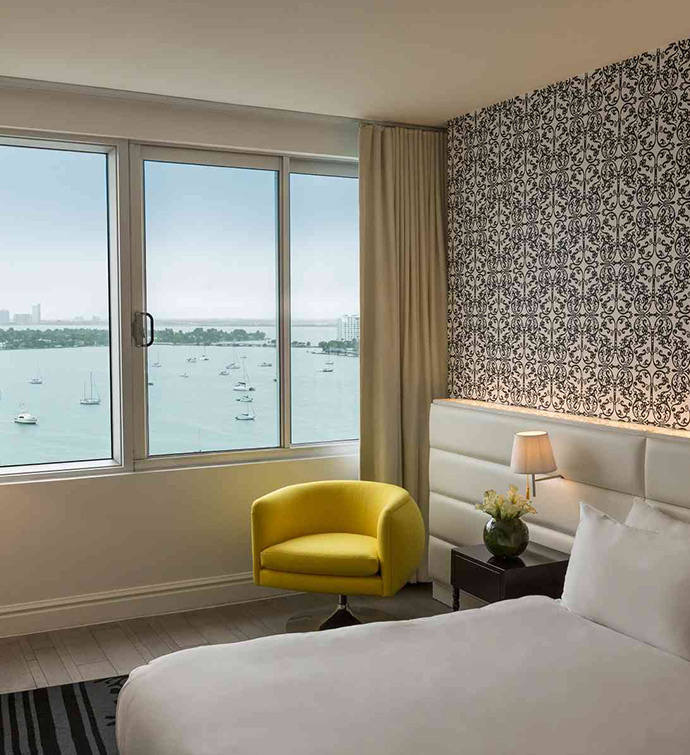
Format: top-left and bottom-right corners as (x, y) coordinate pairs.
(0, 676), (125, 754)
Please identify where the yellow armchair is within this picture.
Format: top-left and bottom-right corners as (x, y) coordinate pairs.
(251, 480), (425, 630)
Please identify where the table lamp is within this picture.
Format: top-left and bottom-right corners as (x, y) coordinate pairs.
(510, 430), (558, 499)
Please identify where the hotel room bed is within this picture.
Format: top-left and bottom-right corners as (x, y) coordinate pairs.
(116, 595), (690, 755)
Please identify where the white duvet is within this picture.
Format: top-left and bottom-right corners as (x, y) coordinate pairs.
(116, 596), (690, 755)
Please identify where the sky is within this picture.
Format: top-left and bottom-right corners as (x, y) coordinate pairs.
(0, 145), (109, 321)
(0, 144), (359, 323)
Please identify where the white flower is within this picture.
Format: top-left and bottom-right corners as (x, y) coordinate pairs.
(475, 485), (537, 519)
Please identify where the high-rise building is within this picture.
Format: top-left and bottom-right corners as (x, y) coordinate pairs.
(13, 313), (32, 325)
(32, 303), (41, 324)
(0, 309), (9, 325)
(337, 314), (360, 342)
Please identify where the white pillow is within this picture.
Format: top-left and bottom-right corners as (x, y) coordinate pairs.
(625, 498), (690, 538)
(562, 503), (690, 660)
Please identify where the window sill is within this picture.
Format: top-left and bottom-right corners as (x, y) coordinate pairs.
(0, 442), (359, 485)
(134, 441), (359, 472)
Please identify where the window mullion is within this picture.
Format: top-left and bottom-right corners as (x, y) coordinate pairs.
(278, 155), (292, 449)
(127, 143), (148, 461)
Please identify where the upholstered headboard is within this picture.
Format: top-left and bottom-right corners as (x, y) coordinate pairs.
(428, 399), (690, 606)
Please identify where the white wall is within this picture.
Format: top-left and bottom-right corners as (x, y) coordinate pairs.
(0, 454), (358, 636)
(0, 79), (360, 636)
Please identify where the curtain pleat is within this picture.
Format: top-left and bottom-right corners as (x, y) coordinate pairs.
(359, 124), (448, 581)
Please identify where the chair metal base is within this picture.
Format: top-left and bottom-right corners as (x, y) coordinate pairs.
(286, 595), (394, 633)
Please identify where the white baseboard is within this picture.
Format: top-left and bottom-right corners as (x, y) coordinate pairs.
(0, 572), (291, 638)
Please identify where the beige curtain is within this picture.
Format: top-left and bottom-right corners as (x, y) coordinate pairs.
(359, 124), (448, 581)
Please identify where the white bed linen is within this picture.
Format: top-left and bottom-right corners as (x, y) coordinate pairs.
(116, 597), (690, 755)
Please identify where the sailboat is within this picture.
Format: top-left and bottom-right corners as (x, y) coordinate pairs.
(236, 394), (253, 403)
(321, 357), (334, 373)
(229, 347), (240, 370)
(200, 347), (210, 362)
(235, 404), (256, 421)
(80, 372), (101, 405)
(233, 357), (255, 392)
(29, 369), (43, 385)
(186, 356), (197, 363)
(180, 372), (189, 378)
(219, 369), (230, 376)
(152, 353), (162, 367)
(260, 361), (273, 367)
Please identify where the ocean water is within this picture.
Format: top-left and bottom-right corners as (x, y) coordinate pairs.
(0, 325), (359, 468)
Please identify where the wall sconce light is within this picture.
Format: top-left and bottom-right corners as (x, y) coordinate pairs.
(510, 430), (562, 499)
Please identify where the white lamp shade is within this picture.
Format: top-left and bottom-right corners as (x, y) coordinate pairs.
(510, 431), (557, 474)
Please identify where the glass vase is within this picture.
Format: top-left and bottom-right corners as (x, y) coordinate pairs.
(483, 516), (529, 558)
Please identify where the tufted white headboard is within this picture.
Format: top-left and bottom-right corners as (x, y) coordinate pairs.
(429, 399), (690, 606)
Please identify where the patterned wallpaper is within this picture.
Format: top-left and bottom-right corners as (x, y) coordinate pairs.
(447, 38), (690, 428)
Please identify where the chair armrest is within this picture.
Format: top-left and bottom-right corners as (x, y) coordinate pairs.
(251, 485), (322, 583)
(377, 495), (425, 596)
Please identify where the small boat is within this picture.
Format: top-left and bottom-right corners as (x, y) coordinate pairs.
(200, 348), (210, 362)
(219, 369), (229, 376)
(236, 395), (253, 403)
(80, 372), (101, 405)
(186, 357), (197, 363)
(326, 359), (334, 366)
(30, 369), (43, 385)
(152, 353), (162, 367)
(228, 347), (240, 370)
(235, 405), (256, 421)
(260, 362), (273, 367)
(148, 381), (154, 386)
(180, 373), (189, 378)
(233, 358), (256, 392)
(321, 367), (334, 373)
(15, 409), (38, 424)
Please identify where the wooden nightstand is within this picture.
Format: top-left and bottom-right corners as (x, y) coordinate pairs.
(451, 543), (569, 611)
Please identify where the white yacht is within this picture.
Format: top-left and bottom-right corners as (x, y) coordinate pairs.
(233, 358), (255, 392)
(229, 347), (240, 370)
(236, 395), (253, 403)
(219, 369), (229, 376)
(152, 354), (162, 368)
(180, 373), (189, 378)
(260, 362), (273, 367)
(186, 357), (197, 364)
(80, 372), (101, 405)
(200, 348), (210, 362)
(29, 370), (43, 385)
(235, 405), (256, 421)
(15, 411), (38, 425)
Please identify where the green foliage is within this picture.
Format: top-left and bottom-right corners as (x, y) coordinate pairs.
(318, 339), (359, 354)
(155, 328), (265, 345)
(0, 328), (110, 350)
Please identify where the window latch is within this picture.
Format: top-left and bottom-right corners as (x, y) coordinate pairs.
(133, 311), (155, 347)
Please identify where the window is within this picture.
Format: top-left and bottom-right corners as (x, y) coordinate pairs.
(0, 135), (357, 478)
(141, 152), (280, 456)
(0, 140), (115, 470)
(290, 166), (359, 444)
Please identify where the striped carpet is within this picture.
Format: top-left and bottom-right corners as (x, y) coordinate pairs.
(0, 676), (125, 754)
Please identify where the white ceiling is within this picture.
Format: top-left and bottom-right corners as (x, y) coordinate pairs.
(0, 0), (689, 126)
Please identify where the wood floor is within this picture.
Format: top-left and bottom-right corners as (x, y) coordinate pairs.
(0, 585), (449, 694)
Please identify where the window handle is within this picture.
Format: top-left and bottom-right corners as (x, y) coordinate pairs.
(133, 311), (155, 347)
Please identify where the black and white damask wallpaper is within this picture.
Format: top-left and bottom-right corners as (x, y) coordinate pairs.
(447, 38), (690, 428)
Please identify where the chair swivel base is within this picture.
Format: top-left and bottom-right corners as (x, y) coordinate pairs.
(286, 595), (394, 633)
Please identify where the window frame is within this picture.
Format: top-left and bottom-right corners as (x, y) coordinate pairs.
(0, 131), (358, 481)
(129, 145), (359, 471)
(0, 129), (132, 483)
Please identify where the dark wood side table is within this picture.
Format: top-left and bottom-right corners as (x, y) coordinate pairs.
(451, 542), (569, 611)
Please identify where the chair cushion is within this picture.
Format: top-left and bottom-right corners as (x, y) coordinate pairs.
(260, 533), (380, 577)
